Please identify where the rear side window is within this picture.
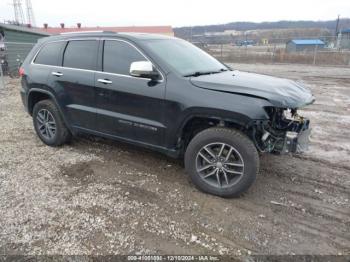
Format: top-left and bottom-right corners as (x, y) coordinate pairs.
(34, 42), (65, 66)
(103, 40), (146, 75)
(63, 40), (98, 70)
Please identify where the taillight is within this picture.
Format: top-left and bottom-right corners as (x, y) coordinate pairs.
(19, 67), (25, 77)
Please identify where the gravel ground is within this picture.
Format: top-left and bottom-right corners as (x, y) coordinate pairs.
(0, 64), (349, 256)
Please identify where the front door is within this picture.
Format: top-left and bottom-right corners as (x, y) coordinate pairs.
(95, 39), (166, 146)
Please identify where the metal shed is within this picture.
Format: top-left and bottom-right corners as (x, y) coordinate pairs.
(286, 39), (325, 52)
(0, 23), (50, 75)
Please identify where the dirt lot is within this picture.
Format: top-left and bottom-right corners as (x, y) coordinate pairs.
(0, 64), (349, 256)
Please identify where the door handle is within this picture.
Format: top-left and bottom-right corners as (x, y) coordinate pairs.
(97, 79), (112, 84)
(52, 72), (63, 77)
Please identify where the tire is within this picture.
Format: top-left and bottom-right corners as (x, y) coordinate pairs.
(185, 127), (259, 198)
(32, 99), (71, 146)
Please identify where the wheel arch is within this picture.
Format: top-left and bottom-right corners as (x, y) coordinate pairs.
(28, 89), (53, 115)
(28, 88), (73, 133)
(174, 109), (255, 154)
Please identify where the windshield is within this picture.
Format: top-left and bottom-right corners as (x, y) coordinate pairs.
(143, 39), (228, 76)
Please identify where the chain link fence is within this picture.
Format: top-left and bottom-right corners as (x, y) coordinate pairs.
(192, 35), (350, 66)
(203, 44), (350, 66)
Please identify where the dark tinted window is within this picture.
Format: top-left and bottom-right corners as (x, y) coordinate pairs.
(34, 42), (65, 66)
(63, 40), (98, 70)
(103, 40), (146, 75)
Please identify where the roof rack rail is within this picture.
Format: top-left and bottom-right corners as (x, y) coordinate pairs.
(60, 30), (116, 35)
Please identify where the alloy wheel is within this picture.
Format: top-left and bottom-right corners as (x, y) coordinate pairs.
(36, 109), (56, 140)
(195, 142), (245, 188)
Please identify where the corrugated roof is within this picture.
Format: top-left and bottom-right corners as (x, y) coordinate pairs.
(0, 23), (50, 36)
(290, 39), (325, 45)
(40, 26), (174, 35)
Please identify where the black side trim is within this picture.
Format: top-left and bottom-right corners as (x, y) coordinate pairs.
(74, 126), (180, 158)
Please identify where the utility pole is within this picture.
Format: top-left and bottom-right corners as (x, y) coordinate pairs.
(335, 15), (340, 39)
(0, 62), (5, 89)
(313, 44), (318, 65)
(190, 26), (193, 43)
(12, 0), (25, 25)
(25, 0), (36, 27)
(335, 15), (341, 49)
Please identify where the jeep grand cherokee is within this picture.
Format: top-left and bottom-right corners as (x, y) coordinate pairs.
(20, 32), (315, 197)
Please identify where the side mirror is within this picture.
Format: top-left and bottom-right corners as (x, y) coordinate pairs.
(130, 61), (159, 80)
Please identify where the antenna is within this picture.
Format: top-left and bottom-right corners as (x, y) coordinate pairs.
(25, 0), (36, 27)
(12, 0), (25, 25)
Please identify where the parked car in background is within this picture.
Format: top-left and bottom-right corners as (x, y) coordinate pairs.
(235, 40), (256, 46)
(19, 32), (314, 197)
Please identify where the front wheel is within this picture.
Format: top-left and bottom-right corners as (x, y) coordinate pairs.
(185, 128), (259, 198)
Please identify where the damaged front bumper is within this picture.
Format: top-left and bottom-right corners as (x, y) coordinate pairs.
(281, 126), (311, 154)
(252, 108), (311, 154)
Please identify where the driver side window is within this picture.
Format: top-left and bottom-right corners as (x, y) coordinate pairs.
(103, 40), (146, 75)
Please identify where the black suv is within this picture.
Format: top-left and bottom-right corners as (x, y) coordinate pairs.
(20, 32), (314, 197)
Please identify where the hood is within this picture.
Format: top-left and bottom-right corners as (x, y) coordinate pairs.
(190, 70), (315, 108)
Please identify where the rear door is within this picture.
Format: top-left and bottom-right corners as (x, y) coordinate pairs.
(95, 39), (166, 146)
(47, 39), (99, 130)
(29, 41), (66, 100)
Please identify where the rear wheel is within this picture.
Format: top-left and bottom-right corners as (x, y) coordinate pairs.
(185, 127), (259, 198)
(33, 99), (71, 146)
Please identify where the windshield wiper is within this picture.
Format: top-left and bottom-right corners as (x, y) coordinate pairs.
(184, 68), (228, 77)
(184, 71), (214, 77)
